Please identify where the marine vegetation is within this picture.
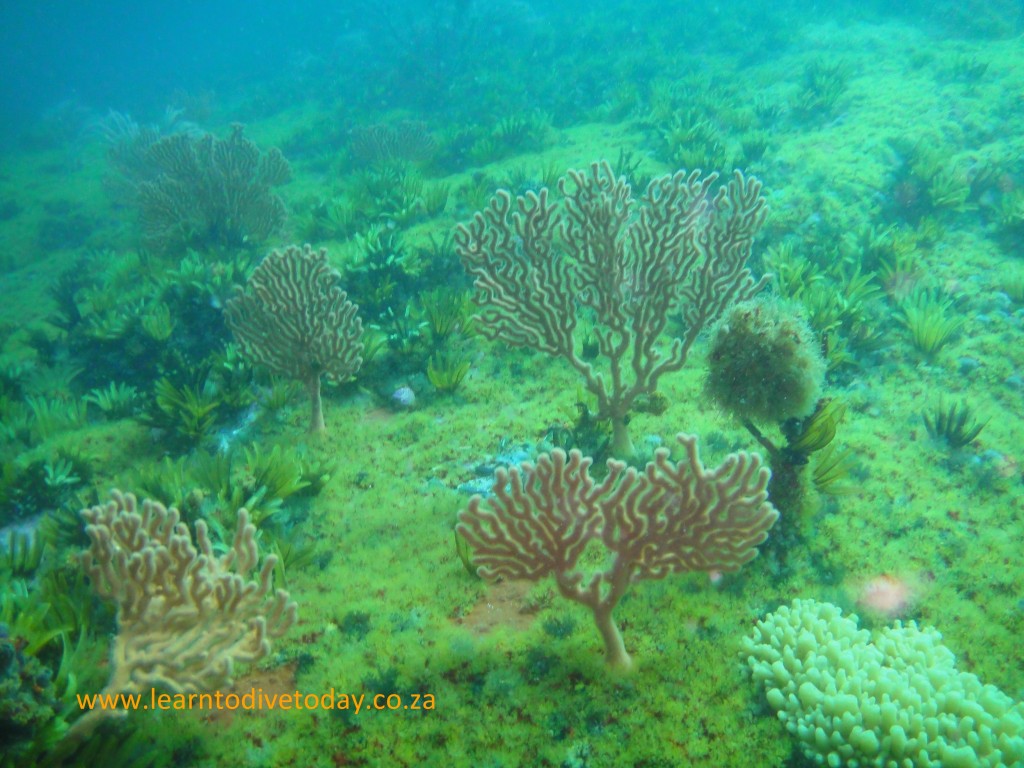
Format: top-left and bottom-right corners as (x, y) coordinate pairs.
(898, 288), (963, 359)
(426, 352), (472, 395)
(706, 297), (824, 425)
(140, 376), (232, 452)
(922, 398), (987, 450)
(705, 297), (841, 520)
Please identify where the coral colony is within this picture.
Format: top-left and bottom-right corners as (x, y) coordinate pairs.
(456, 161), (767, 458)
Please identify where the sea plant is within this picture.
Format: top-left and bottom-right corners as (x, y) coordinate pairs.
(998, 267), (1024, 304)
(426, 352), (472, 394)
(137, 444), (320, 532)
(420, 182), (450, 218)
(261, 378), (303, 414)
(0, 453), (90, 526)
(347, 120), (437, 169)
(0, 358), (30, 399)
(26, 395), (87, 442)
(783, 399), (847, 457)
(37, 501), (90, 550)
(166, 247), (261, 313)
(454, 526), (480, 578)
(43, 457), (81, 490)
(419, 288), (472, 346)
(139, 299), (175, 341)
(927, 166), (971, 211)
(0, 529), (46, 580)
(898, 289), (963, 359)
(495, 111), (550, 152)
(83, 381), (140, 419)
(458, 172), (499, 212)
(800, 282), (845, 335)
(793, 59), (848, 118)
(844, 320), (890, 356)
(878, 244), (922, 302)
(344, 226), (418, 322)
(128, 455), (194, 514)
(141, 376), (225, 450)
(299, 196), (360, 242)
(0, 581), (70, 656)
(36, 565), (107, 642)
(922, 399), (986, 449)
(23, 362), (84, 401)
(942, 54), (989, 82)
(995, 189), (1024, 250)
(368, 306), (423, 363)
(45, 712), (162, 767)
(762, 242), (824, 301)
(833, 262), (883, 327)
(811, 443), (856, 495)
(238, 444), (311, 522)
(747, 398), (848, 523)
(657, 109), (731, 170)
(886, 140), (970, 222)
(740, 131), (770, 164)
(468, 113), (550, 164)
(42, 248), (234, 393)
(0, 394), (31, 444)
(298, 452), (336, 497)
(267, 535), (319, 589)
(355, 165), (433, 226)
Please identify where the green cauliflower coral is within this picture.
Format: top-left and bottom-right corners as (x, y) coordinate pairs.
(740, 599), (1024, 768)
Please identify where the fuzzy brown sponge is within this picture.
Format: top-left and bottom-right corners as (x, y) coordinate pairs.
(706, 298), (824, 424)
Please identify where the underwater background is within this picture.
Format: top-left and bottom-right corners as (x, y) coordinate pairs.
(1, 1), (1023, 765)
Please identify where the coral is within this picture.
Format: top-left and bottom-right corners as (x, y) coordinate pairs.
(135, 124), (290, 253)
(67, 491), (297, 745)
(456, 161), (768, 457)
(348, 120), (437, 168)
(225, 245), (364, 434)
(458, 434), (777, 669)
(742, 600), (1024, 767)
